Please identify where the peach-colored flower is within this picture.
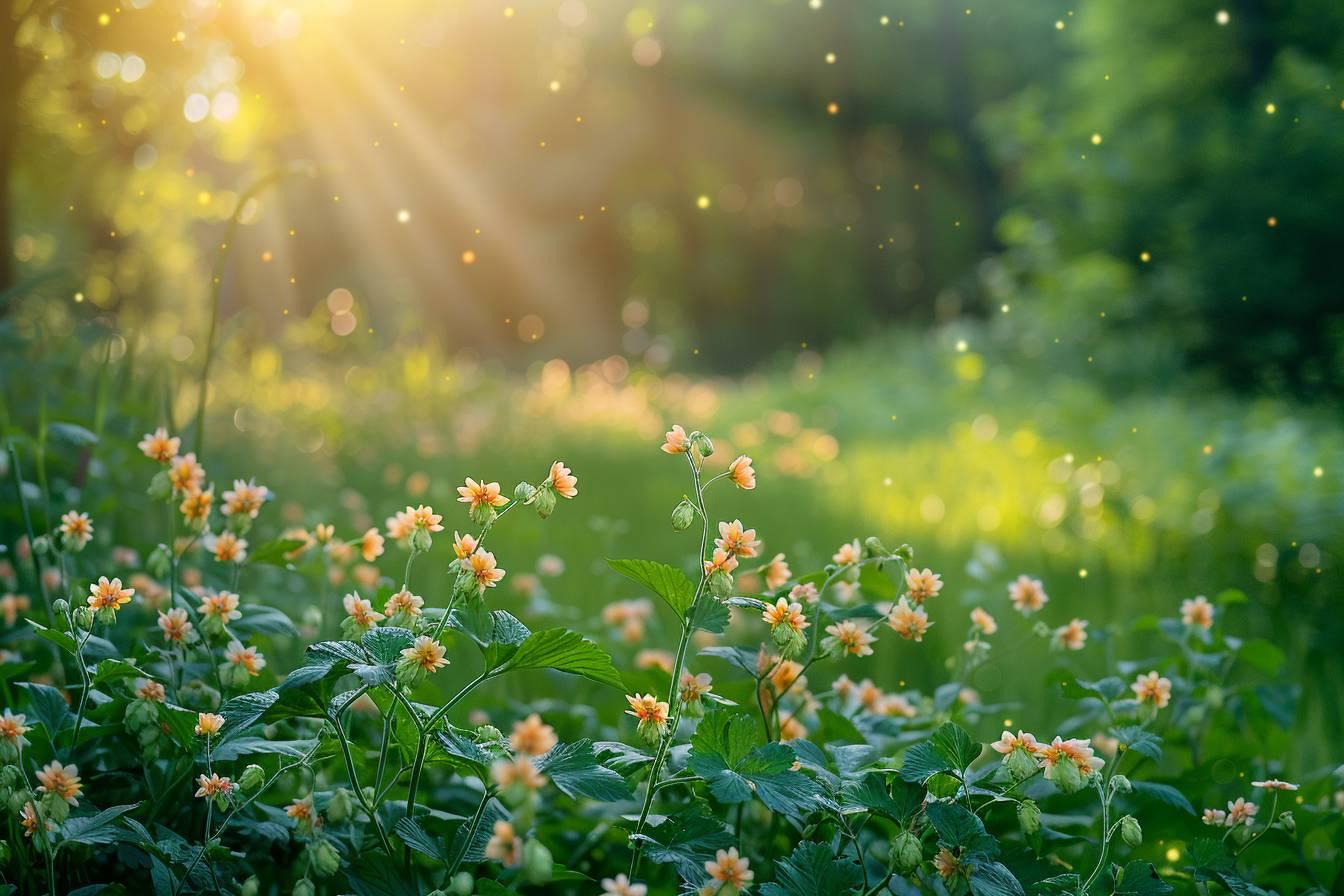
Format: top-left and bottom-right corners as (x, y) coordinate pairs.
(383, 589), (424, 618)
(221, 479), (267, 519)
(970, 607), (997, 635)
(195, 772), (234, 799)
(58, 510), (94, 550)
(195, 712), (225, 737)
(856, 677), (882, 711)
(343, 593), (384, 629)
(457, 479), (508, 512)
(832, 674), (856, 701)
(385, 509), (415, 541)
(763, 597), (809, 634)
(314, 524), (336, 544)
(225, 640), (266, 675)
(1131, 671), (1172, 708)
(1202, 808), (1228, 825)
(601, 873), (648, 896)
(636, 649), (675, 673)
(789, 582), (819, 604)
(887, 597), (930, 641)
(705, 847), (754, 889)
(679, 671), (714, 704)
(452, 530), (479, 560)
(716, 520), (761, 558)
(547, 461), (578, 498)
(167, 453), (206, 495)
(878, 693), (916, 717)
(991, 730), (1042, 755)
(400, 635), (449, 673)
(406, 504), (440, 532)
(484, 819), (522, 866)
(768, 660), (806, 694)
(602, 598), (653, 626)
(833, 539), (861, 566)
(660, 424), (690, 455)
(204, 530), (247, 564)
(492, 756), (547, 790)
(360, 528), (385, 562)
(704, 548), (739, 577)
(762, 553), (792, 589)
(779, 715), (807, 741)
(1055, 618), (1089, 651)
(158, 608), (193, 643)
(463, 548), (506, 591)
(20, 801), (52, 837)
(1009, 574), (1048, 614)
(0, 708), (31, 745)
(286, 795), (318, 823)
(1181, 595), (1214, 629)
(136, 679), (166, 702)
(87, 576), (134, 612)
(825, 620), (875, 657)
(1226, 797), (1258, 826)
(904, 568), (943, 604)
(728, 455), (756, 490)
(179, 486), (214, 522)
(1037, 736), (1105, 780)
(934, 847), (963, 880)
(37, 761), (82, 805)
(138, 427), (180, 463)
(624, 693), (670, 725)
(199, 589), (242, 622)
(510, 713), (558, 756)
(1251, 779), (1299, 791)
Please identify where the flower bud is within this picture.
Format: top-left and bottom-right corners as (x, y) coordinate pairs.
(1017, 799), (1042, 838)
(894, 544), (915, 563)
(308, 839), (341, 877)
(470, 502), (495, 527)
(147, 544), (171, 578)
(95, 606), (119, 626)
(1049, 757), (1084, 794)
(533, 486), (558, 520)
(637, 717), (666, 746)
(40, 791), (70, 825)
(394, 656), (427, 690)
(521, 838), (553, 884)
(771, 623), (807, 659)
(293, 879), (316, 896)
(52, 598), (70, 617)
(220, 661), (251, 690)
(864, 537), (891, 558)
(31, 535), (52, 556)
(1119, 815), (1142, 848)
(1278, 811), (1295, 833)
(448, 872), (474, 896)
(147, 470), (173, 501)
(1109, 774), (1132, 794)
(239, 764), (265, 791)
(1003, 747), (1037, 781)
(514, 481), (538, 504)
(73, 606), (94, 631)
(227, 512), (252, 536)
(889, 830), (923, 874)
(326, 788), (353, 824)
(671, 499), (696, 531)
(361, 786), (376, 807)
(708, 568), (734, 599)
(125, 698), (158, 731)
(689, 431), (714, 457)
(411, 527), (434, 554)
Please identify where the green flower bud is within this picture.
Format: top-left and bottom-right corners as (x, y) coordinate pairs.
(708, 568), (734, 599)
(689, 431), (714, 457)
(361, 786), (376, 807)
(239, 764), (265, 791)
(894, 544), (915, 563)
(1119, 815), (1142, 848)
(890, 830), (923, 874)
(292, 879), (316, 896)
(73, 605), (94, 631)
(1004, 747), (1037, 781)
(147, 470), (173, 501)
(771, 623), (807, 659)
(448, 872), (474, 896)
(52, 598), (70, 616)
(1278, 810), (1295, 833)
(1, 766), (25, 794)
(521, 838), (553, 884)
(533, 487), (558, 520)
(239, 877), (259, 896)
(514, 481), (538, 504)
(219, 661), (250, 690)
(671, 499), (696, 531)
(39, 791), (70, 825)
(125, 698), (159, 731)
(394, 656), (427, 690)
(1048, 757), (1084, 794)
(411, 528), (434, 554)
(470, 502), (495, 527)
(95, 606), (119, 626)
(864, 536), (890, 558)
(147, 544), (171, 578)
(637, 716), (667, 746)
(31, 535), (52, 556)
(1017, 799), (1042, 838)
(308, 839), (341, 878)
(1109, 774), (1133, 794)
(326, 788), (353, 823)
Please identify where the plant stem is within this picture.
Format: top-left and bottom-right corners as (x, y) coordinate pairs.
(327, 708), (394, 854)
(447, 785), (497, 876)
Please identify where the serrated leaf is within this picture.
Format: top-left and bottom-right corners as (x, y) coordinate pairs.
(760, 840), (864, 896)
(1033, 874), (1080, 895)
(156, 703), (199, 748)
(968, 861), (1025, 896)
(448, 799), (507, 865)
(494, 628), (623, 690)
(1058, 675), (1127, 702)
(19, 681), (70, 736)
(930, 721), (981, 771)
(59, 804), (139, 847)
(1115, 861), (1173, 895)
(608, 558), (696, 617)
(245, 537), (309, 567)
(691, 596), (731, 633)
(91, 658), (143, 687)
(1131, 781), (1195, 815)
(926, 802), (998, 858)
(1112, 725), (1163, 761)
(231, 605), (298, 637)
(688, 711), (822, 814)
(449, 607), (531, 667)
(282, 640), (365, 691)
(843, 774), (924, 822)
(210, 737), (321, 761)
(535, 740), (632, 801)
(394, 816), (447, 863)
(593, 741), (655, 775)
(433, 727), (492, 780)
(698, 645), (762, 677)
(214, 690), (279, 744)
(28, 619), (79, 655)
(631, 805), (735, 880)
(899, 741), (952, 782)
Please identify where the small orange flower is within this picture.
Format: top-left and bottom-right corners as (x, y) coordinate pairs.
(199, 589), (242, 621)
(452, 531), (479, 560)
(37, 761), (82, 806)
(934, 848), (963, 880)
(970, 607), (997, 635)
(457, 479), (508, 512)
(1131, 671), (1172, 708)
(158, 608), (193, 643)
(179, 486), (214, 522)
(660, 424), (690, 454)
(87, 576), (134, 612)
(409, 504), (444, 532)
(385, 510), (415, 541)
(763, 553), (792, 589)
(1054, 618), (1089, 651)
(705, 847), (753, 889)
(221, 479), (267, 519)
(400, 635), (449, 673)
(195, 772), (234, 799)
(832, 539), (861, 566)
(1008, 574), (1048, 614)
(195, 712), (225, 737)
(510, 713), (558, 756)
(343, 593), (384, 629)
(825, 620), (875, 657)
(768, 659), (806, 694)
(547, 461), (578, 498)
(1226, 797), (1257, 826)
(167, 453), (206, 495)
(990, 730), (1041, 755)
(1181, 595), (1214, 629)
(463, 548), (505, 591)
(286, 795), (318, 823)
(762, 597), (809, 634)
(58, 510), (94, 550)
(225, 640), (266, 675)
(704, 548), (739, 576)
(727, 455), (756, 490)
(1037, 736), (1105, 780)
(0, 708), (31, 745)
(624, 693), (670, 725)
(904, 568), (943, 604)
(204, 530), (247, 563)
(485, 819), (522, 866)
(887, 597), (930, 641)
(679, 671), (714, 704)
(138, 427), (180, 463)
(360, 527), (385, 562)
(383, 589), (424, 618)
(136, 679), (166, 702)
(20, 801), (52, 837)
(491, 756), (548, 790)
(1251, 779), (1299, 791)
(715, 520), (761, 558)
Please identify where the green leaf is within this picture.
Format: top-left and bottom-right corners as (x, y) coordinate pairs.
(19, 681), (70, 737)
(48, 421), (99, 446)
(1058, 674), (1127, 702)
(698, 645), (762, 677)
(1237, 639), (1285, 676)
(688, 711), (822, 814)
(607, 558), (696, 616)
(245, 537), (309, 567)
(232, 605), (298, 638)
(1033, 874), (1080, 895)
(930, 721), (981, 771)
(59, 804), (139, 847)
(210, 737), (323, 761)
(394, 816), (447, 864)
(1131, 781), (1195, 815)
(214, 690), (279, 744)
(448, 799), (507, 865)
(535, 740), (632, 801)
(1112, 726), (1163, 761)
(280, 640), (365, 691)
(449, 607), (531, 667)
(691, 596), (731, 633)
(926, 802), (998, 858)
(630, 804), (734, 880)
(28, 619), (79, 655)
(760, 840), (864, 896)
(433, 727), (493, 780)
(156, 703), (200, 749)
(593, 741), (655, 775)
(353, 627), (415, 686)
(1114, 860), (1174, 895)
(494, 628), (624, 690)
(843, 774), (924, 823)
(969, 861), (1025, 896)
(91, 658), (143, 687)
